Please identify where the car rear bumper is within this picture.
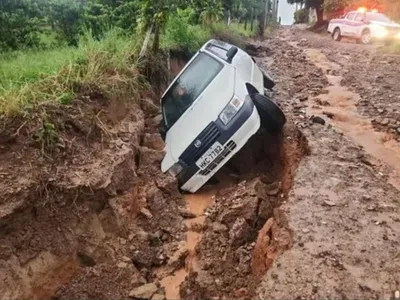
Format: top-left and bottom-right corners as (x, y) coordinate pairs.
(179, 97), (260, 193)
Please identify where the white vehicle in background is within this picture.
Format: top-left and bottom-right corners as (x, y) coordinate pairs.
(159, 39), (286, 193)
(328, 8), (400, 44)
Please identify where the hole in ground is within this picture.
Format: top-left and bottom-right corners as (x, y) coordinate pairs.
(162, 123), (310, 300)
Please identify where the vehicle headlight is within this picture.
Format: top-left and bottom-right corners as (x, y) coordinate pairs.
(372, 25), (388, 38)
(219, 96), (245, 125)
(167, 163), (184, 177)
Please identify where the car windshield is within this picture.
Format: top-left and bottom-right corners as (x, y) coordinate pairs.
(162, 52), (223, 128)
(366, 12), (392, 23)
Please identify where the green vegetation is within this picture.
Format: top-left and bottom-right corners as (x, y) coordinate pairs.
(0, 0), (262, 116)
(294, 8), (309, 24)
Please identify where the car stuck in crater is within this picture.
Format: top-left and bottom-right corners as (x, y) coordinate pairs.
(159, 39), (286, 193)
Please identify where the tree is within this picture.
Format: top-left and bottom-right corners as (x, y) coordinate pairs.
(49, 0), (83, 46)
(0, 0), (44, 50)
(199, 0), (224, 25)
(288, 0), (324, 24)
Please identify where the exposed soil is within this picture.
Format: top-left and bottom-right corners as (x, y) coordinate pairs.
(1, 26), (400, 300)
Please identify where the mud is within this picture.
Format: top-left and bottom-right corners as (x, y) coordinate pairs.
(255, 27), (400, 300)
(178, 125), (309, 299)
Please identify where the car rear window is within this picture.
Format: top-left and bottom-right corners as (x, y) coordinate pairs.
(346, 12), (355, 20)
(162, 53), (223, 128)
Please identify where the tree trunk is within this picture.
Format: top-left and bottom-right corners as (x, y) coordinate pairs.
(244, 17), (248, 30)
(316, 5), (323, 24)
(139, 23), (153, 57)
(152, 23), (160, 53)
(264, 0), (269, 29)
(250, 8), (254, 31)
(258, 11), (265, 36)
(227, 10), (231, 25)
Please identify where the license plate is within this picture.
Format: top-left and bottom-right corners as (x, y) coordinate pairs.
(196, 142), (223, 170)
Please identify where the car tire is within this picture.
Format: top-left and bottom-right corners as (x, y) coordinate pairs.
(360, 29), (372, 44)
(332, 28), (342, 41)
(251, 93), (286, 133)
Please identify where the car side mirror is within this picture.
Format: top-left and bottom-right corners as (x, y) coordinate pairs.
(226, 47), (238, 63)
(159, 120), (167, 141)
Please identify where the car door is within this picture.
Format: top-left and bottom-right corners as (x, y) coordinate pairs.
(343, 12), (356, 36)
(352, 12), (366, 37)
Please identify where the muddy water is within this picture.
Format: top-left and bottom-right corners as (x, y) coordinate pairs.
(304, 48), (400, 190)
(160, 189), (215, 300)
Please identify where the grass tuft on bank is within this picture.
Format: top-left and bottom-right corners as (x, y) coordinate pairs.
(0, 22), (254, 116)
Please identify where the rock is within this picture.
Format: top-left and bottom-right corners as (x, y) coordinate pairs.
(381, 118), (390, 126)
(117, 261), (128, 268)
(395, 290), (399, 299)
(140, 207), (153, 219)
(212, 222), (228, 233)
(129, 283), (158, 299)
(132, 247), (163, 267)
(229, 217), (253, 247)
(266, 182), (281, 196)
(323, 200), (336, 207)
(302, 228), (310, 233)
(311, 116), (325, 125)
(151, 293), (166, 300)
(178, 207), (196, 219)
(294, 73), (303, 78)
(298, 94), (308, 102)
(323, 111), (335, 119)
(167, 242), (188, 270)
(122, 256), (132, 262)
(218, 196), (259, 227)
(397, 128), (400, 134)
(189, 222), (204, 233)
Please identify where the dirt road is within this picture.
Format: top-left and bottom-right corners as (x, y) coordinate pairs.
(177, 27), (400, 299)
(1, 26), (400, 300)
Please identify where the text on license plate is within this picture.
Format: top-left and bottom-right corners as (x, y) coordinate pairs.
(196, 142), (223, 170)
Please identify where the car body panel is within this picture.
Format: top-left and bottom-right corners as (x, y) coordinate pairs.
(328, 11), (400, 40)
(160, 39), (267, 192)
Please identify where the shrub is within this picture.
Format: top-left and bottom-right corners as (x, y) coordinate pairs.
(294, 8), (309, 24)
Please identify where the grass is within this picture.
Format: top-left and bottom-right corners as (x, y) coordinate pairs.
(0, 29), (144, 115)
(0, 21), (254, 116)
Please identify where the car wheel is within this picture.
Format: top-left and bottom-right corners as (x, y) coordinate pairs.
(251, 93), (286, 134)
(332, 28), (342, 42)
(361, 29), (372, 44)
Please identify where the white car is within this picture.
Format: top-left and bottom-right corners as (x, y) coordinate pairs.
(159, 39), (286, 193)
(328, 9), (400, 44)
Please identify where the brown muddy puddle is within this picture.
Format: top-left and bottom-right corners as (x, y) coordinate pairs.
(304, 48), (400, 190)
(160, 188), (215, 299)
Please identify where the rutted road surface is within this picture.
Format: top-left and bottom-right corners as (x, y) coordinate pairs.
(176, 27), (400, 299)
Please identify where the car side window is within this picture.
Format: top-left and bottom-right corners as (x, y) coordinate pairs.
(354, 13), (364, 22)
(346, 12), (355, 20)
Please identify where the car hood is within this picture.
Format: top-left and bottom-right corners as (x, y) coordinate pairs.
(161, 65), (235, 172)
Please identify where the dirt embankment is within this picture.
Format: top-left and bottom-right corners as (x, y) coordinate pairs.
(0, 66), (186, 298)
